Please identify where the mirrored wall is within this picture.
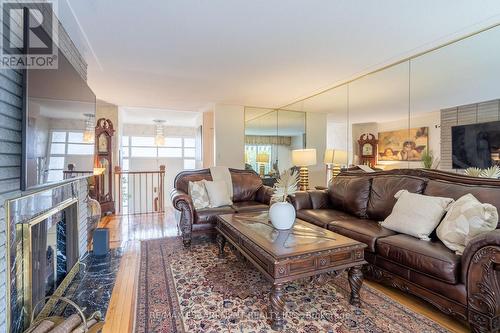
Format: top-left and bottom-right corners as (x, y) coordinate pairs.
(278, 24), (500, 174)
(244, 108), (305, 183)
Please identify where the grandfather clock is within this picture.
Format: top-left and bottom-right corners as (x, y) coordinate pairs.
(95, 118), (115, 215)
(358, 133), (378, 167)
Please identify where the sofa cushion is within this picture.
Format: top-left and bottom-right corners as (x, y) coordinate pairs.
(231, 171), (263, 202)
(376, 234), (461, 284)
(232, 201), (268, 213)
(327, 219), (396, 252)
(297, 209), (355, 228)
(309, 190), (330, 209)
(195, 206), (235, 224)
(425, 179), (500, 228)
(328, 176), (372, 218)
(367, 175), (427, 221)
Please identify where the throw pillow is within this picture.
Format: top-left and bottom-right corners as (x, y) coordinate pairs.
(188, 180), (210, 210)
(436, 194), (498, 255)
(380, 190), (454, 240)
(203, 180), (233, 207)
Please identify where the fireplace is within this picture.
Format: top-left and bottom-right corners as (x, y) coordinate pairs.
(26, 202), (79, 319)
(6, 180), (88, 333)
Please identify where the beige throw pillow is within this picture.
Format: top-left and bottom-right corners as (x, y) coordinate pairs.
(436, 194), (498, 255)
(188, 180), (210, 210)
(203, 180), (233, 207)
(380, 190), (454, 241)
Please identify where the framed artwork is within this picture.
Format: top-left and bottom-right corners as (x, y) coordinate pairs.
(378, 127), (429, 161)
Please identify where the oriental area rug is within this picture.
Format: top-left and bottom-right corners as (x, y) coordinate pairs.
(135, 236), (451, 333)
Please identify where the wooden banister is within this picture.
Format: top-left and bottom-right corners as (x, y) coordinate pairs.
(114, 165), (166, 215)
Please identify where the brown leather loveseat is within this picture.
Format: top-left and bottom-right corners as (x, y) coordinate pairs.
(171, 168), (273, 247)
(291, 169), (500, 332)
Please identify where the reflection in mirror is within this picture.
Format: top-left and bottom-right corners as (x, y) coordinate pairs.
(349, 61), (410, 169)
(411, 26), (500, 172)
(244, 107), (306, 185)
(27, 99), (96, 187)
(244, 108), (277, 178)
(277, 110), (306, 171)
(283, 85), (349, 182)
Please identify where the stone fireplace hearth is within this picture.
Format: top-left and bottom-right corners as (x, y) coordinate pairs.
(6, 180), (89, 333)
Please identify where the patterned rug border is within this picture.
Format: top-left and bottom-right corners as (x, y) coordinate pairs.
(135, 236), (452, 333)
(136, 238), (185, 333)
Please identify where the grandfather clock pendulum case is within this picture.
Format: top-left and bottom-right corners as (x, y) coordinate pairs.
(94, 118), (115, 215)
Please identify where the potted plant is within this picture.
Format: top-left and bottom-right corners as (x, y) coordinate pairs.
(421, 149), (434, 169)
(269, 169), (299, 230)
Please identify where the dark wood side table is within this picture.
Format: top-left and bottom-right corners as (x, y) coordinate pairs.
(215, 212), (367, 331)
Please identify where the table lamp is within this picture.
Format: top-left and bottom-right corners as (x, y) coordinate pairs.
(256, 153), (269, 176)
(324, 149), (348, 180)
(292, 149), (317, 190)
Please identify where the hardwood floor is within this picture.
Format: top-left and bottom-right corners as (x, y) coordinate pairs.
(98, 210), (179, 333)
(100, 209), (469, 333)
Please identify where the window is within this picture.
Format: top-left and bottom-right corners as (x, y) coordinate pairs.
(245, 145), (272, 174)
(121, 135), (196, 170)
(47, 131), (94, 181)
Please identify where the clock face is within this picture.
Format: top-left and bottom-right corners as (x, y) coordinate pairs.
(362, 143), (373, 156)
(98, 134), (108, 153)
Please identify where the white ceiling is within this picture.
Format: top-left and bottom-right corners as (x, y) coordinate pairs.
(59, 0), (500, 112)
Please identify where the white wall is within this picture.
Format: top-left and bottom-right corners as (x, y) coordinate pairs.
(306, 112), (327, 187)
(214, 104), (245, 168)
(202, 111), (215, 167)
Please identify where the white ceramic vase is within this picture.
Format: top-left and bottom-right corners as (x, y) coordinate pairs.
(269, 202), (296, 230)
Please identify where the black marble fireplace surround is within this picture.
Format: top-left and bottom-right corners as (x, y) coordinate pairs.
(6, 181), (84, 333)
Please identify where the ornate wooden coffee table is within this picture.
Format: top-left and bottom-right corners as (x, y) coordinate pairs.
(215, 212), (367, 331)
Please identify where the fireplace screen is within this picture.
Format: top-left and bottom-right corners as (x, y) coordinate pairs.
(12, 200), (80, 332)
(31, 211), (69, 308)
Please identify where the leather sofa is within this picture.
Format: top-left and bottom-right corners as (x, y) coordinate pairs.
(291, 169), (500, 333)
(171, 168), (273, 247)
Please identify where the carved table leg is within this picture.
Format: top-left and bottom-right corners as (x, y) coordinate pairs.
(348, 265), (363, 307)
(216, 234), (226, 259)
(269, 283), (285, 331)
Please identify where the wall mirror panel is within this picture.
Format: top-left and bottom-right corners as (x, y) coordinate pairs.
(251, 24), (500, 183)
(410, 25), (500, 172)
(349, 61), (411, 169)
(244, 107), (305, 184)
(281, 85), (349, 182)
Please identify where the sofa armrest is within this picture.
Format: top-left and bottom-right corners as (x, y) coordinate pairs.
(170, 188), (195, 247)
(255, 185), (273, 205)
(461, 229), (500, 332)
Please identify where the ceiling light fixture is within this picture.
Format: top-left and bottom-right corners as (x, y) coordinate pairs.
(83, 113), (95, 143)
(154, 120), (166, 146)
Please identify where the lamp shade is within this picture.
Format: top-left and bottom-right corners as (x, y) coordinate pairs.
(292, 149), (317, 166)
(256, 153), (269, 163)
(324, 149), (348, 164)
